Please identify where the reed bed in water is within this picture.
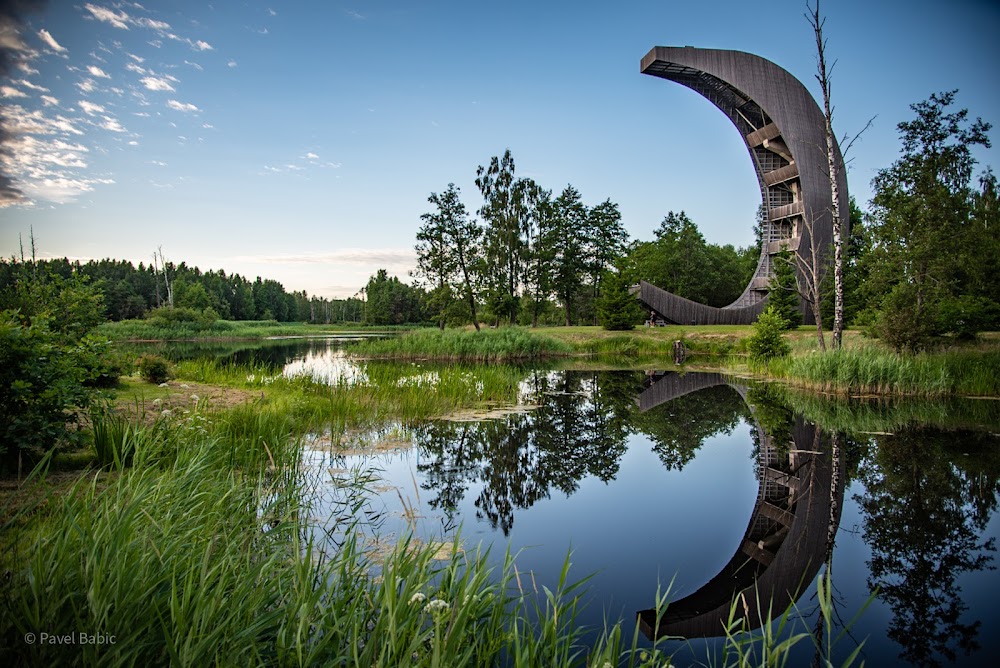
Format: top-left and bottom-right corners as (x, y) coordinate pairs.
(349, 327), (572, 362)
(168, 358), (527, 434)
(772, 346), (1000, 397)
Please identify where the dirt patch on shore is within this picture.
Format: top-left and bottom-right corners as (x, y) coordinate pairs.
(116, 380), (263, 424)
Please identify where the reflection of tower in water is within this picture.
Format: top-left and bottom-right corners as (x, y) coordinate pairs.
(635, 372), (842, 640)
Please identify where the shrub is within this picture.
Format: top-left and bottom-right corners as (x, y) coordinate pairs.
(78, 336), (124, 388)
(0, 311), (92, 467)
(746, 306), (792, 363)
(145, 305), (218, 327)
(138, 354), (172, 384)
(937, 295), (1000, 340)
(597, 270), (642, 331)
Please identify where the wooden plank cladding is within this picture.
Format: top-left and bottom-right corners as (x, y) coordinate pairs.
(757, 502), (795, 527)
(637, 281), (767, 326)
(765, 236), (801, 254)
(740, 539), (775, 566)
(746, 122), (781, 147)
(763, 163), (799, 186)
(769, 201), (804, 220)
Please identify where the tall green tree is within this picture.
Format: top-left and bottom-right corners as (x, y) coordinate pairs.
(865, 91), (993, 351)
(547, 185), (589, 326)
(415, 184), (462, 329)
(585, 199), (629, 323)
(522, 187), (555, 327)
(476, 149), (535, 324)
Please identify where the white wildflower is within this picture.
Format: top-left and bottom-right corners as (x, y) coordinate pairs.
(158, 382), (169, 388)
(423, 598), (449, 615)
(161, 409), (172, 417)
(190, 394), (199, 403)
(409, 592), (426, 605)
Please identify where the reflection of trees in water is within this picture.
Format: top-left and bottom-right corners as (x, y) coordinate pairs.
(857, 428), (1000, 667)
(413, 371), (749, 534)
(632, 384), (749, 471)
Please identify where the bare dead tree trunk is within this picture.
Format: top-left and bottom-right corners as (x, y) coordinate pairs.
(152, 253), (162, 308)
(809, 0), (844, 349)
(157, 246), (174, 308)
(796, 213), (827, 351)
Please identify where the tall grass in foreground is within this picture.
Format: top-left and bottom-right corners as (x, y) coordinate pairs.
(767, 347), (1000, 397)
(350, 327), (572, 362)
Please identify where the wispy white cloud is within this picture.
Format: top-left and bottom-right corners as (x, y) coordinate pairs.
(192, 40), (213, 51)
(87, 65), (111, 78)
(41, 95), (60, 106)
(78, 99), (106, 115)
(101, 116), (126, 132)
(37, 29), (67, 53)
(136, 18), (171, 31)
(227, 59), (237, 68)
(345, 9), (366, 20)
(141, 75), (175, 91)
(183, 60), (203, 70)
(19, 79), (50, 92)
(84, 4), (131, 30)
(1, 86), (28, 98)
(166, 99), (199, 113)
(76, 79), (97, 93)
(304, 152), (320, 160)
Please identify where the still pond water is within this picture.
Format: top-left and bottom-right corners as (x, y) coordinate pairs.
(166, 337), (1000, 667)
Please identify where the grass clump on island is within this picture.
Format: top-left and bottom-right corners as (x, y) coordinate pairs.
(96, 308), (397, 342)
(350, 326), (572, 362)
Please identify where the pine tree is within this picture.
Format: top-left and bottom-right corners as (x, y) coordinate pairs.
(597, 270), (641, 330)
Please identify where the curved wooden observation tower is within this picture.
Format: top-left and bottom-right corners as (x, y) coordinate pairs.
(635, 372), (843, 639)
(637, 47), (849, 325)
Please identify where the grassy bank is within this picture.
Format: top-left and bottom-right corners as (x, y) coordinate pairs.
(762, 344), (1000, 398)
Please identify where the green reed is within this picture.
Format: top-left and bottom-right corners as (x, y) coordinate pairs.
(779, 346), (1000, 397)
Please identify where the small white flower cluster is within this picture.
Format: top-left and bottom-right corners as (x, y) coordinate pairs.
(395, 372), (441, 389)
(423, 598), (449, 615)
(245, 373), (277, 386)
(409, 592), (426, 605)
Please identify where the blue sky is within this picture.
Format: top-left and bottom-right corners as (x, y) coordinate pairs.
(2, 0), (998, 298)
